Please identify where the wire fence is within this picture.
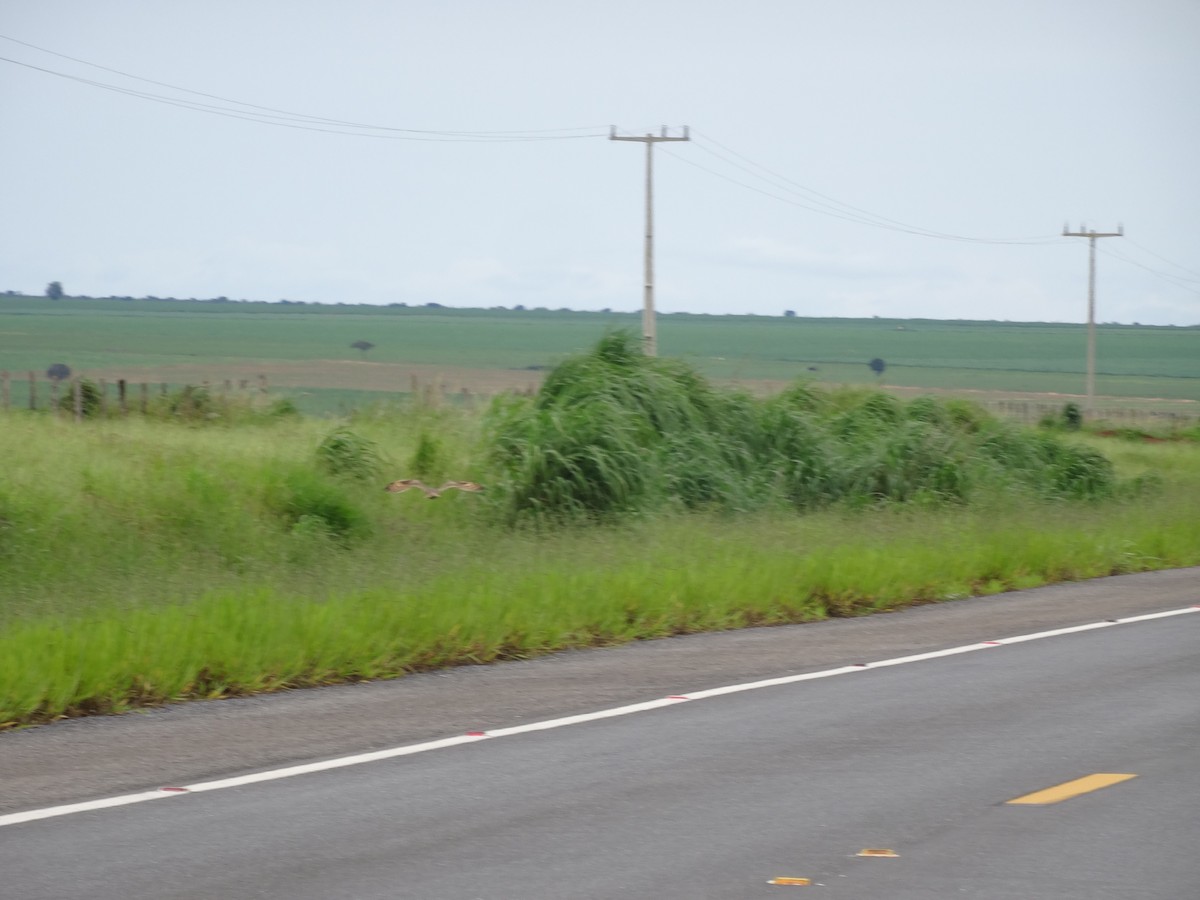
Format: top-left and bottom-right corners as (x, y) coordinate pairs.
(0, 369), (1194, 430)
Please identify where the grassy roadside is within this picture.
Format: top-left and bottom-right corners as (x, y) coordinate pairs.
(2, 332), (1197, 730)
(2, 409), (1198, 729)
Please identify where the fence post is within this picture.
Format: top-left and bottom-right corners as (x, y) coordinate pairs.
(73, 378), (83, 422)
(258, 374), (268, 395)
(28, 370), (36, 410)
(118, 379), (128, 416)
(51, 378), (61, 417)
(140, 382), (149, 414)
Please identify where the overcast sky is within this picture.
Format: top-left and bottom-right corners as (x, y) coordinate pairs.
(2, 0), (1198, 324)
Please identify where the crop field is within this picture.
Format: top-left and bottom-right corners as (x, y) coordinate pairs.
(1, 295), (1197, 410)
(1, 301), (1198, 729)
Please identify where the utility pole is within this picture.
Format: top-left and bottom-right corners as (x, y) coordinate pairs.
(609, 126), (690, 357)
(1062, 223), (1123, 413)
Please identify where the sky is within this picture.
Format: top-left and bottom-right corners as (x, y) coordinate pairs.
(1, 0), (1198, 325)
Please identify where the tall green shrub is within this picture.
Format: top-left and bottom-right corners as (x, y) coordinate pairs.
(485, 332), (1118, 522)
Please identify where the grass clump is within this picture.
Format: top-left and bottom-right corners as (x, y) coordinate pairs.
(485, 331), (1117, 522)
(315, 427), (382, 482)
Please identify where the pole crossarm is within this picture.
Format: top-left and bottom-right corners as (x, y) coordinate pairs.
(610, 126), (690, 357)
(1062, 223), (1123, 413)
(608, 126), (691, 144)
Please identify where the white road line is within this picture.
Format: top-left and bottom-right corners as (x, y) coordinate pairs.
(2, 605), (1196, 829)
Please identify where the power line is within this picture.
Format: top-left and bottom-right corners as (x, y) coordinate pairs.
(1099, 245), (1200, 293)
(690, 131), (1046, 243)
(0, 37), (606, 141)
(663, 132), (1061, 245)
(1120, 237), (1200, 282)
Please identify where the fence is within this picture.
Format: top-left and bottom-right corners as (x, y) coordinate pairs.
(979, 399), (1197, 430)
(0, 371), (271, 421)
(0, 371), (540, 420)
(0, 369), (1193, 429)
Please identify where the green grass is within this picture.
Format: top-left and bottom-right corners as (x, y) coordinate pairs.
(2, 334), (1199, 729)
(3, 482), (1198, 728)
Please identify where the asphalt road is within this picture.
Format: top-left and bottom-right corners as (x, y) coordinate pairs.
(1, 571), (1197, 899)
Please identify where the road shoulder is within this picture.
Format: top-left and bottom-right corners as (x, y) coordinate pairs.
(2, 567), (1196, 814)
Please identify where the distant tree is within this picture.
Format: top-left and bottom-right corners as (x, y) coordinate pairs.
(351, 340), (375, 359)
(45, 281), (64, 300)
(868, 357), (887, 380)
(513, 304), (526, 311)
(1061, 402), (1082, 431)
(784, 310), (796, 318)
(46, 362), (71, 381)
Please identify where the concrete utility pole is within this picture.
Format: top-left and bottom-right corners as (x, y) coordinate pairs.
(609, 126), (690, 357)
(1062, 223), (1123, 413)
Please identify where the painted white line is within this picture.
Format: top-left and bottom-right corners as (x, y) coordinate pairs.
(0, 791), (171, 828)
(987, 620), (1118, 645)
(1, 605), (1196, 829)
(487, 698), (682, 738)
(185, 734), (489, 793)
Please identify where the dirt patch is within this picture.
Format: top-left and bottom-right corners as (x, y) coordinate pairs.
(87, 360), (545, 397)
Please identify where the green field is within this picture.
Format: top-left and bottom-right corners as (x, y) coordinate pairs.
(2, 300), (1199, 729)
(2, 295), (1197, 402)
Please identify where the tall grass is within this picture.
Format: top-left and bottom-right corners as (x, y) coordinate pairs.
(485, 332), (1119, 522)
(1, 333), (1197, 729)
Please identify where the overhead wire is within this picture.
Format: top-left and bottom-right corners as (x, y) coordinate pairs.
(5, 33), (1196, 293)
(1098, 245), (1200, 295)
(665, 130), (1063, 245)
(668, 133), (1199, 301)
(1121, 237), (1200, 282)
(0, 35), (606, 141)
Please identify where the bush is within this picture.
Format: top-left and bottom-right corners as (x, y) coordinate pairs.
(409, 432), (444, 479)
(1063, 402), (1083, 431)
(485, 334), (1118, 523)
(266, 468), (370, 542)
(316, 428), (381, 482)
(56, 379), (104, 418)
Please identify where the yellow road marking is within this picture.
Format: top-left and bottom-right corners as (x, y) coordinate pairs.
(856, 848), (899, 858)
(1006, 773), (1137, 805)
(767, 877), (812, 885)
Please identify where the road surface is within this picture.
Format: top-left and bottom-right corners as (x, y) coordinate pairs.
(1, 568), (1197, 898)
